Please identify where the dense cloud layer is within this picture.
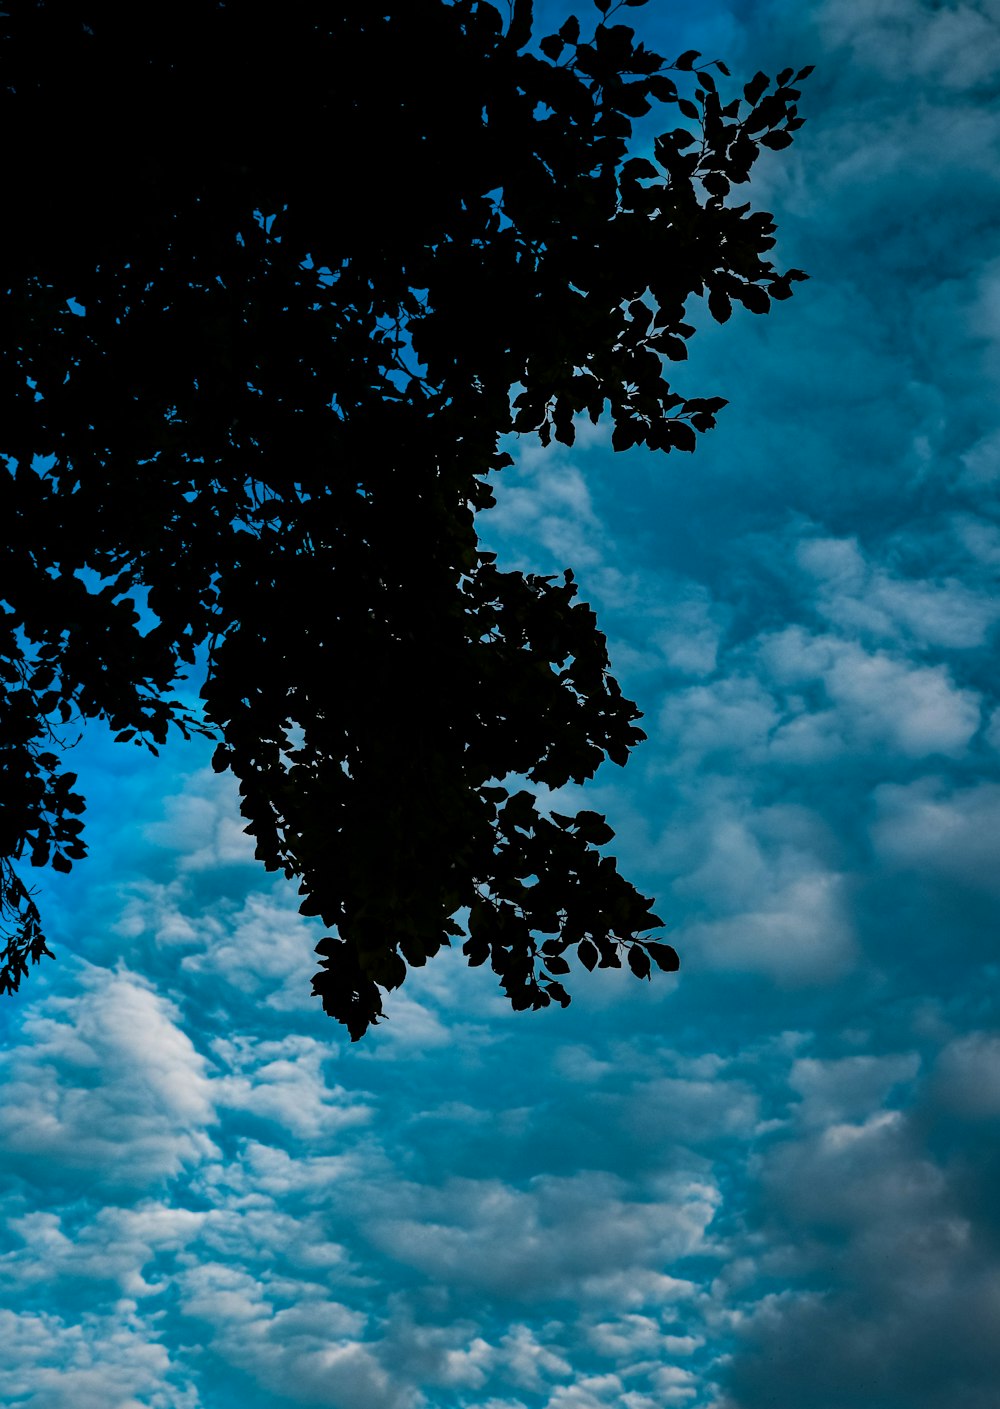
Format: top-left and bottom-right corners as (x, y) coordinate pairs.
(2, 1), (999, 1405)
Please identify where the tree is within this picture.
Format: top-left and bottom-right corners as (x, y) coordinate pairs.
(0, 0), (809, 1037)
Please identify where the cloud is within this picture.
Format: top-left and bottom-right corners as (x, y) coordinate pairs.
(486, 426), (609, 571)
(367, 1172), (720, 1302)
(0, 967), (217, 1186)
(211, 1033), (373, 1140)
(0, 1305), (199, 1409)
(179, 891), (322, 1010)
(870, 778), (1000, 896)
(1, 1204), (206, 1297)
(796, 534), (1000, 648)
(787, 1051), (920, 1126)
(3, 3), (1000, 1408)
(143, 768), (257, 873)
(818, 0), (1000, 89)
(660, 795), (856, 982)
(931, 1030), (1000, 1118)
(759, 628), (981, 759)
(177, 1264), (404, 1409)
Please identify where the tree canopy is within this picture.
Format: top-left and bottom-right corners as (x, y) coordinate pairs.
(0, 0), (809, 1037)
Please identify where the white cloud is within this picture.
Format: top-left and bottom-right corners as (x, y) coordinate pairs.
(497, 1325), (572, 1391)
(144, 768), (257, 872)
(178, 1264), (403, 1409)
(657, 675), (780, 767)
(367, 1173), (719, 1300)
(0, 968), (217, 1183)
(870, 778), (1000, 894)
(179, 891), (320, 1009)
(0, 1306), (199, 1409)
(797, 534), (999, 648)
(667, 800), (856, 982)
(958, 429), (1000, 489)
(2, 1203), (205, 1296)
(211, 1034), (373, 1140)
(620, 1075), (760, 1145)
(486, 432), (607, 570)
(761, 628), (980, 757)
(649, 587), (724, 677)
(544, 1373), (626, 1409)
(788, 1052), (921, 1126)
(586, 1314), (667, 1358)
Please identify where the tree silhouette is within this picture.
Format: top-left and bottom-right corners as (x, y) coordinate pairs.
(0, 0), (809, 1036)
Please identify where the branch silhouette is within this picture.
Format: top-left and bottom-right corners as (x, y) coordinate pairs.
(0, 0), (809, 1036)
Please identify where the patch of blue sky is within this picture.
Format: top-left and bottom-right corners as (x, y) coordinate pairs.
(3, 1), (1000, 1405)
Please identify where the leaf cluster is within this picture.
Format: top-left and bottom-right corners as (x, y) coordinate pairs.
(0, 0), (808, 1034)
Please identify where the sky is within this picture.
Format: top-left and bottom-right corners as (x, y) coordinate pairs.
(3, 0), (1000, 1406)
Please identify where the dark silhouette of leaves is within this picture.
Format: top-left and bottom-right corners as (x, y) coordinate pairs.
(0, 0), (809, 1037)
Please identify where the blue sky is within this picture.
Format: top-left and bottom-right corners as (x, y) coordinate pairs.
(3, 1), (1000, 1405)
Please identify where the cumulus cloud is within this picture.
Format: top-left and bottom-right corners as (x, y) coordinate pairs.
(720, 1098), (1000, 1409)
(143, 768), (257, 873)
(796, 534), (1000, 648)
(211, 1033), (373, 1140)
(759, 628), (981, 759)
(0, 967), (217, 1185)
(367, 1173), (720, 1301)
(486, 425), (609, 571)
(661, 796), (856, 982)
(1, 1204), (206, 1297)
(0, 1305), (199, 1409)
(177, 1264), (402, 1409)
(870, 778), (1000, 895)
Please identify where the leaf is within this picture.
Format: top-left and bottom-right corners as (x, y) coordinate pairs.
(623, 157), (658, 180)
(702, 170), (730, 199)
(540, 34), (563, 60)
(737, 282), (771, 314)
(574, 810), (615, 845)
(627, 945), (651, 979)
(675, 49), (700, 69)
(646, 74), (677, 102)
(615, 83), (652, 117)
(743, 70), (769, 105)
(559, 15), (581, 42)
(612, 420), (638, 452)
(577, 939), (599, 971)
(760, 128), (793, 149)
(677, 97), (699, 120)
(708, 287), (732, 323)
(646, 940), (681, 971)
(664, 420), (697, 452)
(464, 933), (490, 966)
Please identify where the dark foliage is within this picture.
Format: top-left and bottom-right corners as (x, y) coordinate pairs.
(0, 0), (808, 1036)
